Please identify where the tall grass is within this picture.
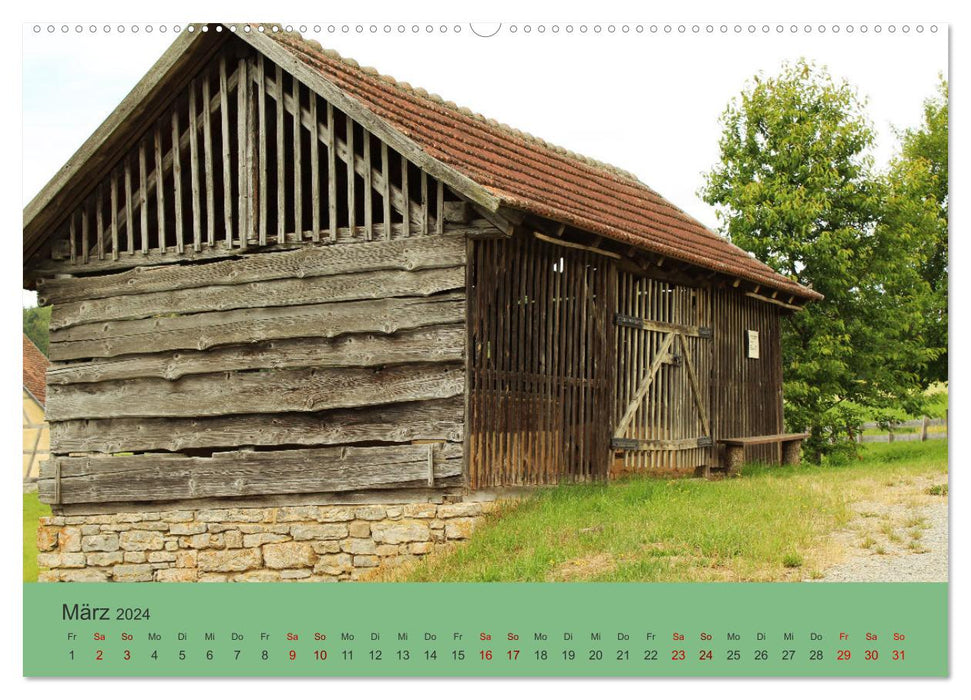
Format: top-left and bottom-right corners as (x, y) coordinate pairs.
(394, 440), (947, 583)
(23, 492), (51, 583)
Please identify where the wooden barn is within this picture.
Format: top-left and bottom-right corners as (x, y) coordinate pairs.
(25, 25), (819, 547)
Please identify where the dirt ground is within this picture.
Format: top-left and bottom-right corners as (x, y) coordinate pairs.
(814, 473), (948, 582)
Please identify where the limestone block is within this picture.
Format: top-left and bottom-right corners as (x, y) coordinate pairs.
(60, 527), (82, 553)
(341, 538), (377, 555)
(347, 521), (371, 538)
(175, 551), (198, 568)
(197, 548), (262, 573)
(36, 526), (58, 552)
(148, 551), (177, 563)
(60, 569), (110, 582)
(371, 521), (430, 545)
(38, 553), (86, 568)
(155, 568), (198, 582)
(317, 507), (355, 523)
(120, 530), (164, 551)
(437, 503), (483, 518)
(232, 570), (281, 582)
(168, 523), (207, 536)
(86, 552), (124, 566)
(124, 552), (148, 564)
(196, 508), (265, 523)
(82, 534), (119, 552)
(280, 569), (312, 580)
(311, 540), (341, 555)
(290, 524), (348, 541)
(262, 542), (315, 569)
(112, 564), (154, 582)
(402, 503), (437, 519)
(445, 518), (478, 540)
(353, 555), (379, 568)
(242, 533), (290, 548)
(355, 506), (386, 521)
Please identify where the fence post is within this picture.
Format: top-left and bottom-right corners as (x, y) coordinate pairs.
(921, 416), (929, 442)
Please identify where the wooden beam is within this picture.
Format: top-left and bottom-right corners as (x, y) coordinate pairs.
(39, 443), (463, 505)
(534, 231), (621, 259)
(45, 361), (465, 420)
(48, 323), (465, 385)
(50, 294), (465, 361)
(744, 291), (805, 312)
(613, 332), (675, 438)
(50, 396), (464, 454)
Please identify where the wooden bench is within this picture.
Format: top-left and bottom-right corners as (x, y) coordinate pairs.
(718, 433), (810, 473)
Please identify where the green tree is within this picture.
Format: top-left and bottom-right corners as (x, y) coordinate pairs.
(23, 305), (51, 356)
(886, 78), (948, 384)
(701, 60), (934, 462)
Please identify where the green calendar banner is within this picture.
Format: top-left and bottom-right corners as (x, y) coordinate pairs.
(23, 582), (947, 677)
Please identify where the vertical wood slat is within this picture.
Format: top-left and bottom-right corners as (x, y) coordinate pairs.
(154, 124), (165, 253)
(257, 57), (268, 246)
(401, 159), (410, 236)
(292, 79), (302, 238)
(81, 201), (89, 264)
(327, 102), (337, 242)
(68, 213), (77, 264)
(309, 89), (319, 243)
(202, 74), (215, 247)
(109, 170), (119, 260)
(124, 159), (134, 255)
(421, 170), (429, 235)
(219, 56), (232, 246)
(363, 133), (373, 240)
(346, 119), (356, 233)
(436, 180), (444, 235)
(275, 64), (285, 244)
(381, 142), (391, 238)
(172, 108), (184, 254)
(189, 79), (202, 252)
(138, 141), (149, 254)
(96, 184), (105, 260)
(236, 56), (249, 250)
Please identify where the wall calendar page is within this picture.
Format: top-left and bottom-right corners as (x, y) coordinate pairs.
(16, 6), (955, 693)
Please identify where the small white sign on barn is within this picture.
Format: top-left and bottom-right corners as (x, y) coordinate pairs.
(746, 330), (760, 359)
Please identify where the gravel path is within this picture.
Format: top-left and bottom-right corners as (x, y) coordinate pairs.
(817, 474), (948, 582)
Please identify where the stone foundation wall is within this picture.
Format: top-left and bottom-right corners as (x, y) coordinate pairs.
(37, 498), (495, 582)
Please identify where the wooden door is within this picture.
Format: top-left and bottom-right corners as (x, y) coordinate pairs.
(612, 272), (713, 474)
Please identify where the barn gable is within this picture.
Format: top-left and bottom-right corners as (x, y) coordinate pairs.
(25, 27), (493, 288)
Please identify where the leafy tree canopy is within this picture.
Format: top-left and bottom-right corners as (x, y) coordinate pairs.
(701, 60), (937, 462)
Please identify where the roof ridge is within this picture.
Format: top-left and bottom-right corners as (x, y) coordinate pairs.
(274, 28), (646, 185)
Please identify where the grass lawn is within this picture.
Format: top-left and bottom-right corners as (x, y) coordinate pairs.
(23, 492), (51, 583)
(385, 440), (947, 583)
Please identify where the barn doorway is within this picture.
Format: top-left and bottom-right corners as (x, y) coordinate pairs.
(612, 272), (714, 475)
(466, 233), (616, 488)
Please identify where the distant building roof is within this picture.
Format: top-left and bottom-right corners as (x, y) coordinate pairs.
(23, 333), (49, 406)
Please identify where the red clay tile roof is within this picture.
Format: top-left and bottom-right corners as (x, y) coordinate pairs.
(23, 333), (49, 405)
(268, 31), (821, 301)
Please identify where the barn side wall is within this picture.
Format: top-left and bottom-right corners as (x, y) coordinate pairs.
(36, 233), (469, 513)
(710, 287), (785, 464)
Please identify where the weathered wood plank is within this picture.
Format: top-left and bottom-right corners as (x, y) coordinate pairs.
(327, 102), (337, 241)
(50, 294), (464, 360)
(46, 361), (464, 421)
(139, 141), (149, 254)
(292, 79), (302, 238)
(171, 109), (184, 253)
(153, 125), (166, 253)
(219, 55), (233, 245)
(189, 78), (202, 251)
(309, 90), (319, 242)
(124, 159), (134, 255)
(39, 443), (463, 505)
(48, 323), (465, 385)
(202, 74), (215, 247)
(39, 234), (465, 304)
(236, 56), (249, 250)
(50, 396), (464, 454)
(109, 171), (119, 260)
(50, 265), (463, 330)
